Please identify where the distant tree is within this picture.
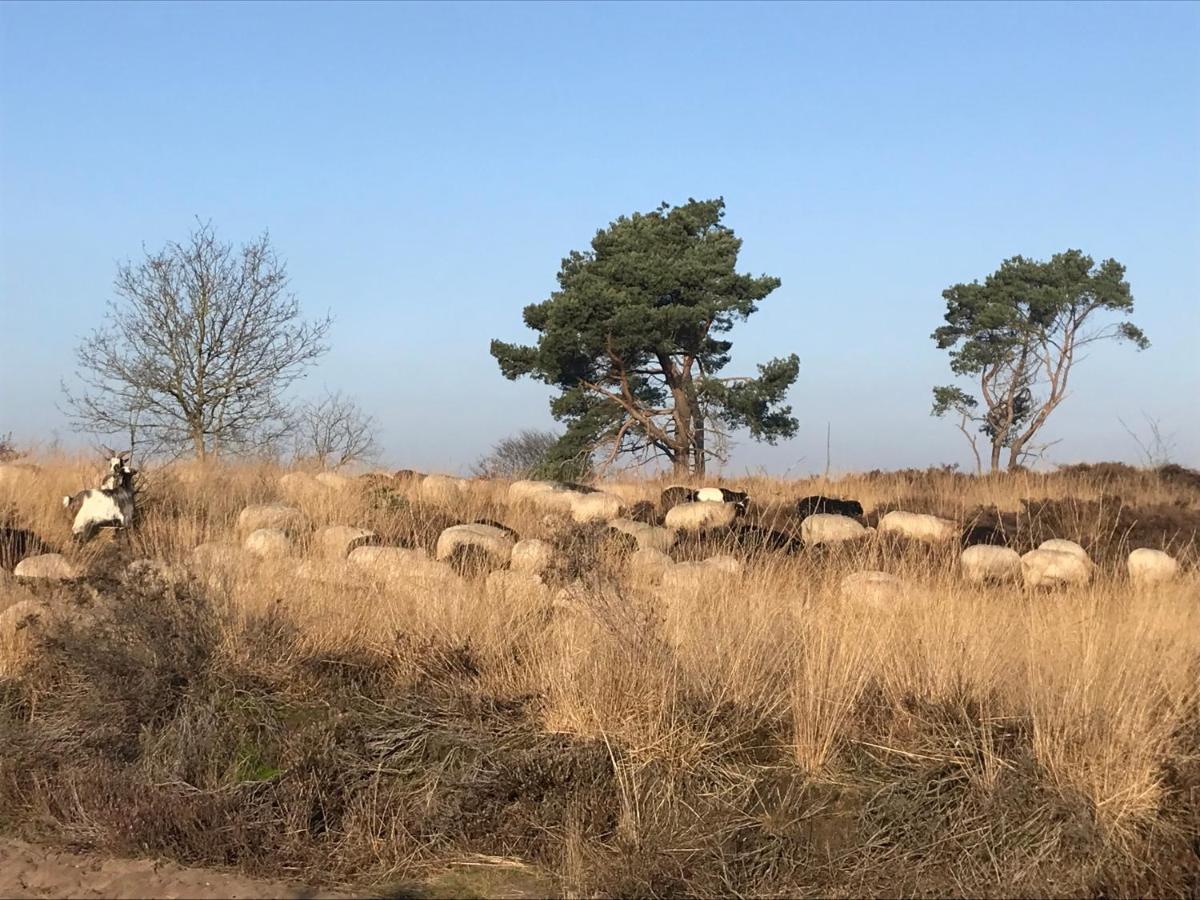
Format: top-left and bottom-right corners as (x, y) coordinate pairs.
(293, 390), (379, 470)
(490, 198), (799, 477)
(473, 428), (563, 479)
(64, 221), (331, 460)
(0, 432), (24, 463)
(932, 250), (1148, 471)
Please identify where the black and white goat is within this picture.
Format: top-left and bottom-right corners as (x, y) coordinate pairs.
(63, 450), (137, 541)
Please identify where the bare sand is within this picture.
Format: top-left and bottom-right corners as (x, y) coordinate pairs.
(0, 839), (354, 899)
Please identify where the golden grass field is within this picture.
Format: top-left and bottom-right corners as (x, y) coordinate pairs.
(1, 455), (1198, 897)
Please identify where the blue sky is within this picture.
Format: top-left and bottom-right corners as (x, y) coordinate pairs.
(2, 1), (1197, 473)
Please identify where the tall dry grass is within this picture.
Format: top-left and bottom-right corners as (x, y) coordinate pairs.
(0, 455), (1198, 896)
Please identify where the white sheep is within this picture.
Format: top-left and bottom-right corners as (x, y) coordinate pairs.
(435, 523), (515, 565)
(419, 474), (469, 506)
(13, 553), (78, 581)
(959, 545), (1023, 583)
(1127, 548), (1179, 585)
(348, 545), (457, 587)
(628, 548), (674, 583)
(878, 511), (958, 543)
(510, 538), (555, 576)
(570, 491), (624, 524)
(801, 513), (869, 546)
(237, 503), (306, 537)
(314, 471), (353, 491)
(1021, 548), (1093, 588)
(608, 518), (677, 552)
(660, 555), (744, 593)
(312, 525), (378, 560)
(1037, 539), (1091, 564)
(839, 570), (906, 608)
(663, 501), (738, 532)
(243, 528), (293, 559)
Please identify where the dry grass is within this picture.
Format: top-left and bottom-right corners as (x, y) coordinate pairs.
(0, 455), (1198, 897)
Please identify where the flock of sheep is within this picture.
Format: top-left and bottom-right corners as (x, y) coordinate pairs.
(1, 462), (1187, 613)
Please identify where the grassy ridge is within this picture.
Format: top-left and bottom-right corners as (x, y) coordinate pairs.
(0, 458), (1198, 897)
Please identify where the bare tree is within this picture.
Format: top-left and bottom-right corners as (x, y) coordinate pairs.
(472, 428), (560, 479)
(292, 390), (379, 470)
(64, 221), (331, 460)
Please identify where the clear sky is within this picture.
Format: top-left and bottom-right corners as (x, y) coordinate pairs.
(2, 1), (1197, 474)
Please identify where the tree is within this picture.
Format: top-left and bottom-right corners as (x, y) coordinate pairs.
(65, 221), (331, 460)
(490, 198), (799, 477)
(473, 428), (566, 479)
(293, 390), (379, 470)
(931, 250), (1148, 471)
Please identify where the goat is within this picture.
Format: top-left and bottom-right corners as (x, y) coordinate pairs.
(63, 450), (136, 542)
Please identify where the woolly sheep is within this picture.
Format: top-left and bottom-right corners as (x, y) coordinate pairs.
(419, 474), (469, 506)
(959, 545), (1023, 583)
(278, 471), (323, 499)
(839, 570), (906, 608)
(1127, 548), (1179, 585)
(485, 569), (551, 601)
(878, 511), (958, 543)
(435, 523), (515, 565)
(313, 525), (378, 560)
(13, 553), (78, 581)
(570, 491), (624, 524)
(609, 518), (677, 552)
(510, 538), (555, 575)
(237, 503), (306, 537)
(348, 545), (456, 586)
(314, 471), (353, 491)
(1037, 539), (1091, 564)
(244, 528), (293, 559)
(660, 554), (744, 593)
(664, 501), (739, 532)
(1021, 548), (1093, 588)
(628, 548), (674, 583)
(801, 513), (870, 546)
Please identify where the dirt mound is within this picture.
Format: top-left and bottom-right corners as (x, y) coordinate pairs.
(0, 838), (344, 899)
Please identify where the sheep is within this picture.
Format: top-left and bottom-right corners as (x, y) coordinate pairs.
(314, 471), (353, 491)
(660, 554), (744, 593)
(664, 501), (740, 532)
(877, 511), (958, 543)
(628, 548), (673, 583)
(243, 528), (293, 559)
(839, 571), (906, 608)
(312, 525), (378, 560)
(662, 485), (751, 515)
(796, 495), (864, 520)
(510, 538), (555, 576)
(420, 474), (469, 506)
(959, 545), (1022, 583)
(435, 523), (515, 566)
(237, 503), (306, 537)
(485, 569), (551, 601)
(570, 491), (624, 524)
(659, 485), (697, 514)
(62, 450), (136, 542)
(1127, 548), (1179, 585)
(13, 553), (78, 581)
(1021, 548), (1093, 588)
(1037, 539), (1091, 564)
(348, 545), (456, 587)
(801, 513), (870, 546)
(608, 518), (677, 552)
(278, 471), (324, 499)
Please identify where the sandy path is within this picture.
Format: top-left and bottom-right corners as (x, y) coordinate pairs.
(0, 838), (354, 899)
